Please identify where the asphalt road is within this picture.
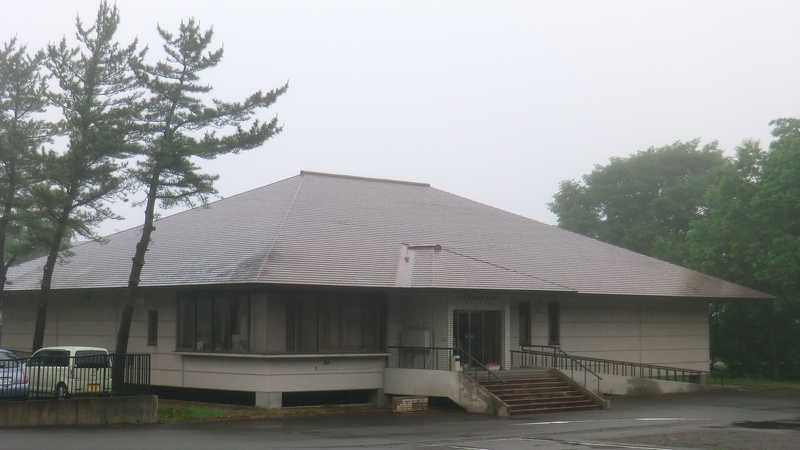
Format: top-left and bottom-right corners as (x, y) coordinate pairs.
(1, 390), (799, 450)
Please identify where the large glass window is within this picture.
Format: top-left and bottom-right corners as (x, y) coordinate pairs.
(177, 292), (251, 353)
(519, 302), (531, 346)
(284, 293), (385, 354)
(547, 301), (560, 346)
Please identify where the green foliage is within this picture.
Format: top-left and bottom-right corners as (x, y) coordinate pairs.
(130, 19), (287, 209)
(551, 126), (800, 378)
(685, 124), (800, 377)
(550, 140), (726, 263)
(30, 1), (141, 248)
(0, 39), (50, 277)
(30, 1), (142, 351)
(113, 18), (286, 358)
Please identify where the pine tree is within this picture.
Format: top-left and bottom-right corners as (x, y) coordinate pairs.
(113, 19), (286, 368)
(0, 39), (50, 321)
(31, 2), (141, 350)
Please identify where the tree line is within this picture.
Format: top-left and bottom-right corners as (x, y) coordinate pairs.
(551, 125), (800, 378)
(0, 2), (287, 385)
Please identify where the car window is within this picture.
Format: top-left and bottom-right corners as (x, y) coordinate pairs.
(0, 351), (17, 368)
(29, 350), (70, 367)
(74, 350), (110, 368)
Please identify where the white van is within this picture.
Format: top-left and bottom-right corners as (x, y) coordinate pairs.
(27, 346), (112, 398)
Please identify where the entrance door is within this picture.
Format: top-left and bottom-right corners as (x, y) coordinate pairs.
(453, 310), (502, 367)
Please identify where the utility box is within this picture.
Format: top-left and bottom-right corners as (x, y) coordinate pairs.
(391, 396), (429, 413)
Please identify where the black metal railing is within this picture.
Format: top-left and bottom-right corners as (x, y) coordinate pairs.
(385, 346), (504, 384)
(386, 346), (454, 371)
(0, 353), (150, 400)
(453, 345), (505, 385)
(512, 346), (602, 393)
(515, 345), (707, 384)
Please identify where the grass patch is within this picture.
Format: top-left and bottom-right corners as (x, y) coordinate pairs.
(709, 375), (800, 391)
(158, 401), (229, 424)
(157, 399), (390, 424)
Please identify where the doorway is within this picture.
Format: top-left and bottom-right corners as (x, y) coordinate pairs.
(453, 310), (502, 367)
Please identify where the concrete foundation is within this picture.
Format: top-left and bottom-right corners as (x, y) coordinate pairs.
(255, 391), (283, 409)
(0, 395), (158, 427)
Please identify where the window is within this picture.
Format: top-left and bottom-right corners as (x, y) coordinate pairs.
(285, 293), (385, 354)
(547, 301), (560, 346)
(74, 351), (110, 368)
(518, 302), (531, 346)
(177, 292), (251, 353)
(29, 350), (69, 367)
(147, 310), (158, 346)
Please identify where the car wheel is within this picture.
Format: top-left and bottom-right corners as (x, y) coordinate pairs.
(55, 384), (68, 400)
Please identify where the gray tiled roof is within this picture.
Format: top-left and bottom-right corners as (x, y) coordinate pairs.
(6, 171), (770, 299)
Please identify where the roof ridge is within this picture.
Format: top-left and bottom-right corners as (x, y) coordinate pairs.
(439, 245), (575, 292)
(431, 186), (770, 298)
(255, 174), (306, 279)
(300, 170), (430, 187)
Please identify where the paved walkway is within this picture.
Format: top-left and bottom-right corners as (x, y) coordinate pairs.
(1, 390), (798, 449)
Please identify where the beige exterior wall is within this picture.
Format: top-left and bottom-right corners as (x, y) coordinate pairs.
(0, 289), (384, 394)
(387, 291), (710, 372)
(0, 287), (710, 395)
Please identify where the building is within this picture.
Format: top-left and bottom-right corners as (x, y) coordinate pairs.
(1, 171), (769, 413)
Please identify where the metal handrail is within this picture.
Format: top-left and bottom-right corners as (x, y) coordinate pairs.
(518, 345), (707, 383)
(526, 345), (602, 380)
(514, 346), (602, 393)
(454, 345), (505, 385)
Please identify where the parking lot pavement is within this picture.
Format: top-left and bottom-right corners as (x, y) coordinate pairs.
(0, 390), (798, 450)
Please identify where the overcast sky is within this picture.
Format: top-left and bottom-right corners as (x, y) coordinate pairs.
(3, 1), (799, 236)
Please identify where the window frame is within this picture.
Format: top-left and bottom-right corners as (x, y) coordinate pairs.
(176, 291), (252, 353)
(147, 310), (159, 347)
(518, 301), (531, 347)
(547, 301), (560, 346)
(284, 293), (386, 354)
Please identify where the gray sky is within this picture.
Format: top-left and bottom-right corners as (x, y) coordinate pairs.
(3, 0), (799, 235)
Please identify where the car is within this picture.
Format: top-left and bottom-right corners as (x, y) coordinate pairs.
(27, 346), (112, 399)
(0, 348), (28, 399)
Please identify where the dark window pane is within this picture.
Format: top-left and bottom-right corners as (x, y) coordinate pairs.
(213, 295), (232, 352)
(341, 299), (363, 351)
(30, 350), (69, 367)
(196, 295), (213, 352)
(548, 301), (560, 346)
(178, 298), (195, 350)
(519, 302), (531, 346)
(299, 297), (319, 352)
(75, 351), (110, 368)
(318, 298), (341, 353)
(147, 310), (158, 347)
(232, 294), (250, 353)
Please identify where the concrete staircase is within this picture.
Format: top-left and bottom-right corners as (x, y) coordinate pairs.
(479, 369), (604, 415)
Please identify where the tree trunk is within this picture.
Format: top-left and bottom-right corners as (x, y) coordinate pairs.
(32, 217), (68, 352)
(0, 161), (16, 346)
(32, 244), (61, 351)
(113, 175), (159, 389)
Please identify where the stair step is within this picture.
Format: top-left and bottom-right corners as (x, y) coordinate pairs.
(486, 386), (574, 395)
(481, 378), (564, 386)
(509, 404), (602, 415)
(494, 389), (581, 397)
(506, 398), (594, 409)
(501, 395), (589, 404)
(483, 380), (565, 388)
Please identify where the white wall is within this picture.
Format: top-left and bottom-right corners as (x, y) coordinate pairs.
(1, 288), (710, 395)
(387, 291), (710, 372)
(0, 289), (385, 393)
(529, 296), (710, 371)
